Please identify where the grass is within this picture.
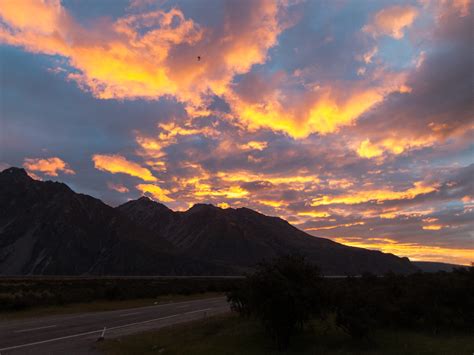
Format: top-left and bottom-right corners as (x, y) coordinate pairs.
(0, 292), (223, 321)
(99, 313), (474, 355)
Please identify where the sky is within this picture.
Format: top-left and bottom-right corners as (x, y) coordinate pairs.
(0, 0), (472, 265)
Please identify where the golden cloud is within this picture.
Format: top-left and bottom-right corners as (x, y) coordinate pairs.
(239, 141), (268, 151)
(228, 70), (411, 138)
(0, 0), (286, 110)
(297, 211), (331, 218)
(334, 237), (473, 265)
(106, 182), (130, 193)
(363, 5), (419, 39)
(306, 221), (365, 231)
(311, 181), (438, 206)
(356, 136), (436, 159)
(0, 1), (412, 139)
(422, 224), (444, 231)
(216, 171), (318, 186)
(136, 183), (173, 202)
(23, 157), (75, 176)
(92, 154), (157, 182)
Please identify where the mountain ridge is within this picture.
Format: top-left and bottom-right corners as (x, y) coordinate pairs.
(1, 167), (417, 275)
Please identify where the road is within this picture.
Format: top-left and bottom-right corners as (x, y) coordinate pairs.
(0, 296), (230, 354)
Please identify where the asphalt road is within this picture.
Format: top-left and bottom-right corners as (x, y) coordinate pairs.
(0, 296), (230, 354)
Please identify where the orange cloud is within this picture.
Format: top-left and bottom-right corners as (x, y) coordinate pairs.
(216, 171), (318, 186)
(136, 183), (173, 202)
(193, 182), (248, 199)
(23, 157), (75, 176)
(92, 154), (157, 182)
(360, 46), (378, 64)
(421, 217), (446, 230)
(311, 181), (438, 206)
(449, 0), (471, 17)
(0, 0), (66, 34)
(106, 182), (129, 193)
(0, 0), (286, 110)
(363, 5), (419, 39)
(356, 138), (385, 158)
(334, 237), (473, 265)
(228, 70), (410, 138)
(1, 1), (409, 140)
(356, 136), (436, 158)
(0, 1), (417, 140)
(239, 141), (268, 151)
(380, 208), (435, 219)
(431, 0), (472, 19)
(422, 224), (444, 230)
(297, 211), (331, 218)
(306, 221), (365, 231)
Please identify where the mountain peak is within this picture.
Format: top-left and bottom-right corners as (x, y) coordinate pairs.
(0, 167), (32, 182)
(0, 170), (419, 275)
(137, 196), (153, 203)
(188, 203), (220, 212)
(2, 166), (28, 175)
(118, 196), (171, 213)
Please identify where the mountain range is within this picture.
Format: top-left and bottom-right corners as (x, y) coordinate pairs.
(0, 167), (418, 275)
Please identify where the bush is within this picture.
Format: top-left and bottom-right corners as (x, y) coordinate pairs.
(228, 254), (323, 350)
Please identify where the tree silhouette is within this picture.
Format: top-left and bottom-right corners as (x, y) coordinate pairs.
(228, 254), (323, 350)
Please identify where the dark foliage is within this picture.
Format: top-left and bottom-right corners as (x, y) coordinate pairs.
(230, 257), (473, 347)
(0, 277), (242, 311)
(228, 255), (323, 350)
(328, 266), (474, 338)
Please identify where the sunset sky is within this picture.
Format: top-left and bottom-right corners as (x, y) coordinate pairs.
(0, 0), (472, 265)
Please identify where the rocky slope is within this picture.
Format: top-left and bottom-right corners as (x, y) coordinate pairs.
(118, 198), (417, 275)
(0, 167), (417, 275)
(0, 167), (226, 275)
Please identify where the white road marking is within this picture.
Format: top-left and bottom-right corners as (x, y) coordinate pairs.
(0, 307), (217, 352)
(119, 312), (142, 317)
(14, 325), (57, 333)
(0, 296), (226, 328)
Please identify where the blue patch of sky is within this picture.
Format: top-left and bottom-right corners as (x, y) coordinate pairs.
(377, 36), (418, 70)
(62, 0), (131, 23)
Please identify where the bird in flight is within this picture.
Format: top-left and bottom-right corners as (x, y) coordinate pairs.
(197, 56), (201, 61)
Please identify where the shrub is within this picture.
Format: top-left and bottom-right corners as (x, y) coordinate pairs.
(228, 254), (323, 350)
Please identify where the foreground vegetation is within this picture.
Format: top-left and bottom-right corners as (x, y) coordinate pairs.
(99, 313), (474, 355)
(0, 276), (241, 314)
(229, 255), (473, 349)
(100, 256), (473, 354)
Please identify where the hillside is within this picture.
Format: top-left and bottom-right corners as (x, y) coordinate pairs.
(0, 167), (417, 275)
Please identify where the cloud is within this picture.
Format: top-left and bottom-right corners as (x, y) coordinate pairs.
(136, 183), (173, 202)
(351, 2), (473, 158)
(107, 181), (129, 193)
(23, 157), (75, 176)
(0, 0), (410, 139)
(228, 69), (410, 138)
(356, 136), (434, 158)
(333, 237), (473, 265)
(92, 154), (157, 181)
(0, 0), (288, 111)
(2, 1), (472, 265)
(363, 5), (418, 39)
(311, 181), (438, 206)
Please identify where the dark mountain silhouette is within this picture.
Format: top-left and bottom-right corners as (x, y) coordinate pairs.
(0, 167), (417, 275)
(0, 167), (228, 275)
(413, 261), (465, 272)
(118, 198), (416, 275)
